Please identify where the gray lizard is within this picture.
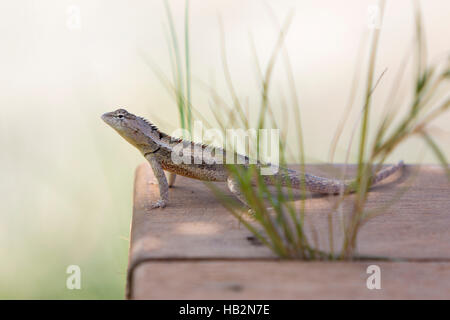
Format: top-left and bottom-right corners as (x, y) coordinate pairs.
(102, 108), (403, 209)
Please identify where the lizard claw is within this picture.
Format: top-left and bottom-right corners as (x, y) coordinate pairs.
(146, 199), (167, 210)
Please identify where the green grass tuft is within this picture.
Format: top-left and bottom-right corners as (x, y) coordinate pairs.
(157, 0), (449, 260)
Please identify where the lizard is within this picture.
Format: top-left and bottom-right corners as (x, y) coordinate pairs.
(102, 108), (404, 209)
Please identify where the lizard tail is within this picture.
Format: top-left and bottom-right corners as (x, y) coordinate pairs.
(370, 160), (404, 186)
(282, 161), (404, 194)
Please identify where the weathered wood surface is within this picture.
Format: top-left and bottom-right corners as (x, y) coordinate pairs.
(127, 163), (450, 299)
(132, 261), (450, 300)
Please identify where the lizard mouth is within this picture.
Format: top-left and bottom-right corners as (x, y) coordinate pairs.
(101, 112), (113, 123)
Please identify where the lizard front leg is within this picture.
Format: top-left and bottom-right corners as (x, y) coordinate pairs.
(146, 156), (169, 209)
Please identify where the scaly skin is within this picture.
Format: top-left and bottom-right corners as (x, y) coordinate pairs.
(102, 109), (403, 209)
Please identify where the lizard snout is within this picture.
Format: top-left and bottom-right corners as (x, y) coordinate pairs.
(101, 112), (115, 124)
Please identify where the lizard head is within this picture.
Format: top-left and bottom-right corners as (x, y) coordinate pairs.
(102, 108), (161, 154)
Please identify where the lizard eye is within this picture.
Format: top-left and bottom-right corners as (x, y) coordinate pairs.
(118, 114), (124, 119)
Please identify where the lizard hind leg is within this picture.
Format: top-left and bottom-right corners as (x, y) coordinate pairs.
(226, 176), (251, 209)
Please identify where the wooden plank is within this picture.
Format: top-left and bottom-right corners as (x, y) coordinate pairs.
(127, 163), (450, 298)
(129, 163), (450, 263)
(129, 162), (273, 263)
(130, 261), (450, 300)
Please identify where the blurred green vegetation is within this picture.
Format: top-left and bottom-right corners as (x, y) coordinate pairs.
(0, 108), (138, 298)
(209, 1), (450, 260)
(0, 0), (449, 299)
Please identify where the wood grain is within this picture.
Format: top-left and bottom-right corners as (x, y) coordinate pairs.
(132, 261), (450, 299)
(127, 163), (450, 299)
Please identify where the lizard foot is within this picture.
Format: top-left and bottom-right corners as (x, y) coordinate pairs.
(146, 199), (167, 210)
(245, 208), (258, 221)
(246, 207), (274, 218)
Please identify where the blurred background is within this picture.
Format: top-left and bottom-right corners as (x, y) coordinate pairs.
(0, 0), (448, 299)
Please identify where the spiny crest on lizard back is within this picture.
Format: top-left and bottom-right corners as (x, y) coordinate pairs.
(105, 108), (220, 150)
(136, 113), (213, 149)
(137, 115), (160, 132)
